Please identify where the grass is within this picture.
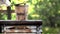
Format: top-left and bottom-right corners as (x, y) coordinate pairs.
(42, 26), (60, 34)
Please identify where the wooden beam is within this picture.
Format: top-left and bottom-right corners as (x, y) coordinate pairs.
(0, 10), (15, 13)
(0, 20), (42, 26)
(0, 20), (42, 33)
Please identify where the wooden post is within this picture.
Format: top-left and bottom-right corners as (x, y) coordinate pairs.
(7, 6), (11, 20)
(0, 23), (1, 33)
(7, 0), (11, 20)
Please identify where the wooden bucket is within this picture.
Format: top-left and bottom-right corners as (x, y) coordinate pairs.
(15, 4), (28, 20)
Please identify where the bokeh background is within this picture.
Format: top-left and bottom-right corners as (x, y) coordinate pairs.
(0, 0), (60, 34)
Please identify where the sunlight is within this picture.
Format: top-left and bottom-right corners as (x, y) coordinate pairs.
(45, 27), (49, 31)
(31, 14), (40, 18)
(32, 0), (37, 4)
(58, 11), (60, 13)
(18, 0), (28, 3)
(28, 4), (34, 14)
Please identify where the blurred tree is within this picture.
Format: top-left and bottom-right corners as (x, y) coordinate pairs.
(28, 0), (60, 27)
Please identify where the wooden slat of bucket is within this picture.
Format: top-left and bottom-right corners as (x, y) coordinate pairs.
(16, 15), (26, 20)
(15, 5), (28, 13)
(15, 6), (25, 13)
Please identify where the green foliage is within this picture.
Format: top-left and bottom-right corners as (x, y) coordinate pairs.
(28, 0), (60, 27)
(0, 13), (7, 20)
(42, 27), (60, 34)
(11, 13), (16, 20)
